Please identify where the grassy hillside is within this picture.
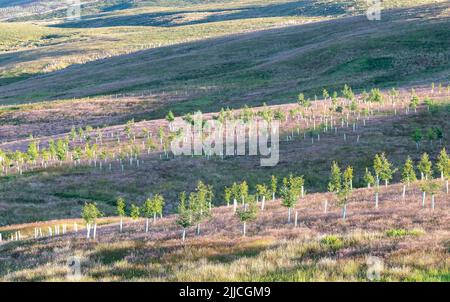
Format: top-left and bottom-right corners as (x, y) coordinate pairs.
(1, 3), (449, 115)
(0, 183), (448, 281)
(0, 91), (448, 226)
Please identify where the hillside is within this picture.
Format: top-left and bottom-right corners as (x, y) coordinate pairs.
(0, 0), (449, 284)
(0, 2), (450, 111)
(0, 183), (448, 281)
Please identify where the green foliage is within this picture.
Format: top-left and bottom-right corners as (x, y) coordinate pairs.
(412, 128), (423, 143)
(176, 192), (193, 229)
(368, 88), (383, 103)
(328, 161), (341, 193)
(116, 197), (126, 217)
(320, 235), (344, 250)
(385, 228), (424, 237)
(437, 148), (450, 178)
(130, 204), (140, 220)
(363, 168), (375, 187)
(410, 94), (420, 110)
(402, 156), (417, 184)
(82, 202), (102, 224)
(165, 110), (175, 123)
(297, 93), (311, 107)
(27, 140), (39, 161)
(418, 153), (433, 179)
(342, 84), (355, 101)
(236, 197), (258, 223)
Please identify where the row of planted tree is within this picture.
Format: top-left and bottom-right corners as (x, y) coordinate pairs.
(0, 85), (445, 176)
(1, 148), (448, 244)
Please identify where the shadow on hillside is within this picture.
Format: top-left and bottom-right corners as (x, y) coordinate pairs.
(51, 0), (350, 28)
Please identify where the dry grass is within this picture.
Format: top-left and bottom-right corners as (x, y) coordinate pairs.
(0, 183), (448, 281)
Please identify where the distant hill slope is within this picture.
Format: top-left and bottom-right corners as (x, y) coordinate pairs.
(0, 3), (449, 112)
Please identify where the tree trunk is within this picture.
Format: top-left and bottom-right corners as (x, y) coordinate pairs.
(233, 199), (237, 213)
(294, 211), (298, 227)
(86, 224), (90, 239)
(342, 204), (347, 221)
(261, 196), (265, 210)
(422, 191), (426, 207)
(146, 218), (149, 233)
(402, 185), (406, 199)
(120, 218), (123, 232)
(243, 222), (246, 237)
(446, 180), (449, 194)
(153, 213), (157, 224)
(431, 194), (435, 210)
(375, 192), (379, 208)
(324, 200), (328, 214)
(301, 186), (304, 198)
(288, 208), (291, 223)
(196, 223), (200, 235)
(272, 192), (275, 201)
(182, 228), (186, 241)
(93, 224), (97, 240)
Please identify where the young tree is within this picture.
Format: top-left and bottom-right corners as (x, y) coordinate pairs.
(256, 183), (268, 210)
(373, 154), (383, 186)
(82, 202), (102, 240)
(328, 161), (342, 194)
(323, 89), (329, 101)
(364, 168), (375, 188)
(380, 153), (395, 187)
(437, 148), (449, 181)
(270, 175), (278, 201)
(153, 194), (165, 220)
(27, 140), (39, 162)
(412, 128), (423, 151)
(224, 187), (232, 207)
(116, 197), (126, 232)
(401, 156), (417, 199)
(166, 110), (175, 131)
(239, 181), (249, 205)
(191, 181), (212, 235)
(130, 204), (140, 221)
(280, 174), (304, 223)
(420, 180), (440, 209)
(236, 197), (258, 236)
(176, 193), (193, 241)
(343, 166), (353, 190)
(418, 153), (433, 180)
(410, 94), (420, 112)
(143, 198), (153, 233)
(340, 166), (354, 220)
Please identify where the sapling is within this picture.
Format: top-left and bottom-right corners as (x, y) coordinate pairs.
(236, 198), (258, 237)
(130, 204), (141, 225)
(82, 202), (102, 240)
(239, 181), (248, 205)
(143, 198), (153, 233)
(339, 166), (353, 221)
(364, 168), (375, 188)
(271, 175), (277, 201)
(436, 148), (449, 181)
(176, 195), (193, 241)
(418, 153), (433, 180)
(255, 183), (268, 210)
(224, 187), (232, 207)
(380, 153), (395, 187)
(116, 197), (126, 232)
(420, 180), (440, 209)
(373, 154), (383, 186)
(401, 156), (417, 199)
(280, 174), (303, 223)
